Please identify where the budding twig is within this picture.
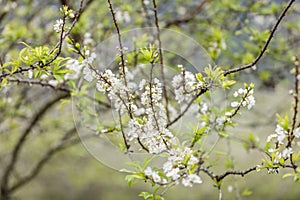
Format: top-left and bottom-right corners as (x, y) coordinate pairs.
(224, 0), (295, 76)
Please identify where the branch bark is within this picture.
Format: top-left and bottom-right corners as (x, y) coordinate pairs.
(0, 93), (69, 199)
(224, 0), (295, 76)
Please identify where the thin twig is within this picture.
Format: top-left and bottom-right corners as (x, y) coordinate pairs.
(224, 0), (295, 76)
(8, 127), (76, 193)
(7, 77), (71, 93)
(152, 0), (170, 122)
(164, 0), (209, 28)
(0, 93), (69, 199)
(141, 0), (152, 27)
(166, 87), (208, 128)
(107, 0), (134, 119)
(200, 165), (258, 182)
(290, 56), (299, 133)
(49, 0), (85, 55)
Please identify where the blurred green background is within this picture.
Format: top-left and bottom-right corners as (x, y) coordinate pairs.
(1, 0), (300, 199)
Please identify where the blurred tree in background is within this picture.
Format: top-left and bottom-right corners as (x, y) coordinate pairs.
(1, 0), (300, 199)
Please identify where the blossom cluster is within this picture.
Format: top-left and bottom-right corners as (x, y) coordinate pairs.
(53, 19), (64, 33)
(163, 147), (202, 187)
(143, 147), (202, 187)
(231, 84), (255, 110)
(266, 124), (300, 169)
(92, 62), (203, 187)
(172, 65), (204, 103)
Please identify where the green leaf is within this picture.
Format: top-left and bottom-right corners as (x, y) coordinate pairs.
(218, 131), (229, 138)
(242, 188), (253, 196)
(195, 73), (204, 82)
(222, 80), (236, 89)
(125, 174), (145, 186)
(139, 192), (152, 199)
(1, 78), (8, 87)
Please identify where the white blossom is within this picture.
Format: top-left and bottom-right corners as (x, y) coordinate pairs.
(182, 174), (202, 187)
(282, 147), (293, 159)
(233, 91), (239, 97)
(143, 0), (150, 5)
(165, 167), (180, 181)
(228, 185), (233, 193)
(48, 80), (58, 87)
(246, 95), (255, 110)
(144, 167), (161, 183)
(293, 128), (300, 138)
(53, 19), (63, 33)
(64, 59), (83, 80)
(172, 67), (202, 103)
(267, 134), (277, 142)
(28, 70), (33, 79)
(83, 67), (95, 82)
(275, 125), (287, 144)
(83, 32), (94, 46)
(115, 10), (131, 23)
(200, 103), (208, 114)
(231, 101), (239, 108)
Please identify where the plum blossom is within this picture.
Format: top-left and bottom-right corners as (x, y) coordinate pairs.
(83, 66), (95, 82)
(282, 147), (293, 159)
(275, 125), (287, 144)
(267, 125), (287, 145)
(172, 65), (203, 103)
(64, 59), (83, 80)
(140, 78), (162, 106)
(231, 101), (239, 108)
(294, 128), (300, 138)
(231, 85), (255, 110)
(162, 147), (199, 184)
(115, 10), (131, 23)
(48, 80), (58, 87)
(83, 32), (94, 46)
(53, 19), (63, 33)
(182, 174), (202, 187)
(144, 167), (163, 183)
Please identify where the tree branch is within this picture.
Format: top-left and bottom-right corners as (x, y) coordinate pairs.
(224, 0), (295, 76)
(152, 0), (170, 122)
(8, 127), (76, 193)
(166, 87), (208, 128)
(200, 165), (258, 182)
(0, 93), (69, 199)
(164, 0), (209, 28)
(7, 77), (71, 93)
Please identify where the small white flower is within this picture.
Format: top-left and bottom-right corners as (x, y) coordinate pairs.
(242, 101), (247, 107)
(228, 185), (233, 193)
(40, 74), (48, 80)
(246, 95), (255, 110)
(238, 88), (246, 94)
(282, 147), (293, 159)
(69, 12), (75, 18)
(233, 91), (239, 97)
(267, 134), (277, 142)
(53, 19), (63, 33)
(275, 125), (287, 144)
(231, 101), (239, 107)
(28, 70), (33, 79)
(144, 167), (152, 176)
(143, 0), (150, 5)
(83, 67), (95, 82)
(182, 174), (202, 187)
(48, 80), (58, 87)
(293, 128), (300, 138)
(200, 103), (208, 114)
(166, 168), (180, 181)
(225, 112), (232, 116)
